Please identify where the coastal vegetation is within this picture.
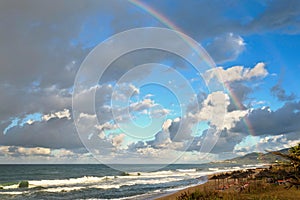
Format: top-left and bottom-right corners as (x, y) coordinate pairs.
(173, 144), (300, 200)
(18, 181), (29, 188)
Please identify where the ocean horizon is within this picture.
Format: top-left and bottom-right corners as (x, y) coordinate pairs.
(0, 163), (266, 199)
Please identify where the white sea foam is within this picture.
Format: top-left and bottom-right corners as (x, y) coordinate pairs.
(208, 167), (219, 171)
(90, 176), (190, 190)
(126, 169), (204, 179)
(2, 184), (19, 190)
(0, 166), (250, 195)
(4, 169), (205, 192)
(42, 186), (84, 193)
(128, 170), (174, 176)
(29, 176), (109, 188)
(0, 169), (204, 192)
(243, 164), (269, 168)
(0, 191), (30, 195)
(176, 168), (197, 172)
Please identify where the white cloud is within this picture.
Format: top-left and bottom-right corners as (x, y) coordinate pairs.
(26, 119), (35, 125)
(95, 122), (118, 132)
(112, 83), (139, 101)
(17, 147), (51, 156)
(203, 62), (268, 83)
(223, 110), (248, 130)
(42, 109), (71, 121)
(0, 146), (51, 156)
(111, 134), (126, 148)
(234, 134), (300, 155)
(0, 146), (10, 155)
(162, 119), (172, 131)
(129, 98), (156, 111)
(52, 149), (75, 157)
(78, 113), (96, 120)
(193, 91), (230, 129)
(150, 108), (170, 118)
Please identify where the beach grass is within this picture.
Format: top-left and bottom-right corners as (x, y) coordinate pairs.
(157, 179), (300, 200)
(0, 182), (18, 187)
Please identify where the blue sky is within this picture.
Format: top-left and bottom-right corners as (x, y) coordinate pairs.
(0, 0), (300, 164)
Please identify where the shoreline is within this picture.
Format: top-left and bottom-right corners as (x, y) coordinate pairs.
(0, 164), (273, 200)
(155, 180), (214, 200)
(154, 167), (269, 200)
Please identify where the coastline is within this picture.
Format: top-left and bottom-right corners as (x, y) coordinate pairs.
(154, 167), (267, 200)
(154, 165), (300, 200)
(3, 164), (295, 199)
(154, 174), (219, 200)
(154, 181), (213, 200)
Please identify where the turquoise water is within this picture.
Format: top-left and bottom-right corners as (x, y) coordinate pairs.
(0, 164), (242, 199)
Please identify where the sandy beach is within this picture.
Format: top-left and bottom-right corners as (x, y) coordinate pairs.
(155, 180), (215, 200)
(155, 168), (300, 200)
(155, 168), (252, 200)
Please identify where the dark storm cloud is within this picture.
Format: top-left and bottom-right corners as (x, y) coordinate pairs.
(248, 0), (300, 34)
(208, 130), (245, 154)
(231, 101), (300, 136)
(0, 0), (148, 88)
(0, 118), (82, 149)
(141, 0), (300, 43)
(1, 0), (299, 90)
(139, 0), (243, 41)
(0, 0), (183, 122)
(1, 0), (300, 158)
(0, 84), (72, 122)
(168, 119), (193, 142)
(206, 33), (245, 64)
(227, 82), (252, 112)
(271, 83), (296, 101)
(0, 0), (165, 135)
(185, 128), (245, 154)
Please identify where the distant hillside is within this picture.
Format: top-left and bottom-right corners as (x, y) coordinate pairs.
(222, 148), (289, 165)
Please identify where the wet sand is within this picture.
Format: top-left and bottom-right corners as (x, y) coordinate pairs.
(155, 179), (216, 200)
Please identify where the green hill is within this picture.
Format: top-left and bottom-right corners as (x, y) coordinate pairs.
(224, 148), (289, 165)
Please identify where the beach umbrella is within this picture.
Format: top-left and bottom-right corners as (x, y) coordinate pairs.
(241, 171), (251, 178)
(215, 173), (226, 188)
(230, 172), (242, 183)
(216, 174), (220, 188)
(276, 169), (289, 179)
(218, 174), (226, 188)
(255, 169), (273, 182)
(240, 171), (252, 183)
(263, 170), (274, 179)
(223, 172), (231, 186)
(246, 169), (256, 179)
(209, 175), (218, 188)
(254, 171), (264, 180)
(219, 173), (231, 188)
(230, 171), (249, 184)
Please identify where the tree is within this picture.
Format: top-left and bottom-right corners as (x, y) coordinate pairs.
(271, 143), (300, 173)
(289, 143), (300, 158)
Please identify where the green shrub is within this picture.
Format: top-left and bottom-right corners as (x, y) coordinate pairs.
(18, 181), (29, 188)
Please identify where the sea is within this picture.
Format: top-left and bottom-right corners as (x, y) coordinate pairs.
(0, 163), (265, 199)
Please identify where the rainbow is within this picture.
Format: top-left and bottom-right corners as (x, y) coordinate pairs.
(128, 0), (254, 136)
(225, 82), (255, 136)
(129, 0), (215, 65)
